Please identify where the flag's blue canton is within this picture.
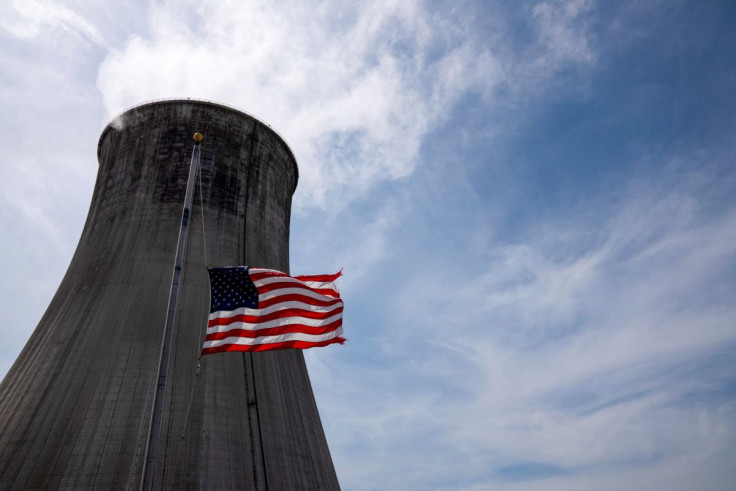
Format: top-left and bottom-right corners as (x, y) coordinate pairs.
(208, 266), (259, 313)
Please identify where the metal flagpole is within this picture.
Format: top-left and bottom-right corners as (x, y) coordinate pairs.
(141, 132), (204, 490)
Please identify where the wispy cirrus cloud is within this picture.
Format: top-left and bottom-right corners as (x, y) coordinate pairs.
(309, 152), (736, 488)
(532, 0), (595, 68)
(2, 0), (105, 46)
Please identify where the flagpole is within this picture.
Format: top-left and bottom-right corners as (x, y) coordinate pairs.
(141, 132), (204, 491)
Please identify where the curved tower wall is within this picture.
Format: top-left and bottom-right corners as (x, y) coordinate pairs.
(0, 100), (339, 489)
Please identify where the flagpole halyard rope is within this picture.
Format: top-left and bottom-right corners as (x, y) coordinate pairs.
(140, 133), (203, 490)
(178, 133), (210, 442)
(170, 135), (210, 487)
(196, 133), (210, 357)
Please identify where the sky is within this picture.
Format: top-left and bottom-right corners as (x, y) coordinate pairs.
(1, 0), (735, 489)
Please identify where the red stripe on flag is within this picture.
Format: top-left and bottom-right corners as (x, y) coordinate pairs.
(208, 306), (343, 328)
(201, 337), (346, 355)
(294, 270), (342, 282)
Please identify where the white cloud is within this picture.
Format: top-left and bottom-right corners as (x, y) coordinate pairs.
(2, 0), (105, 46)
(96, 0), (593, 210)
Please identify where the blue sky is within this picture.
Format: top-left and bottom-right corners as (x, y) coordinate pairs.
(1, 0), (735, 489)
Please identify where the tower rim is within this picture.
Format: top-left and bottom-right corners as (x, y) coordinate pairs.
(97, 98), (299, 193)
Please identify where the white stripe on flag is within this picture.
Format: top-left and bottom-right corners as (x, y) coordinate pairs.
(258, 287), (339, 303)
(203, 328), (344, 349)
(207, 312), (343, 334)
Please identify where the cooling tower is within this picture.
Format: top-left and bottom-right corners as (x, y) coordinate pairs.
(0, 100), (340, 489)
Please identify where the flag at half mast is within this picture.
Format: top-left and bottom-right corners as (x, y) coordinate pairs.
(202, 266), (345, 355)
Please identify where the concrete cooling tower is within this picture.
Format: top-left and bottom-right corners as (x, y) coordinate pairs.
(0, 100), (340, 489)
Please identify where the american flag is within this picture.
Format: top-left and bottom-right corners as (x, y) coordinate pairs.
(201, 266), (345, 354)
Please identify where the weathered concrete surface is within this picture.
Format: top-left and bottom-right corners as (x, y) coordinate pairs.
(0, 100), (340, 489)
